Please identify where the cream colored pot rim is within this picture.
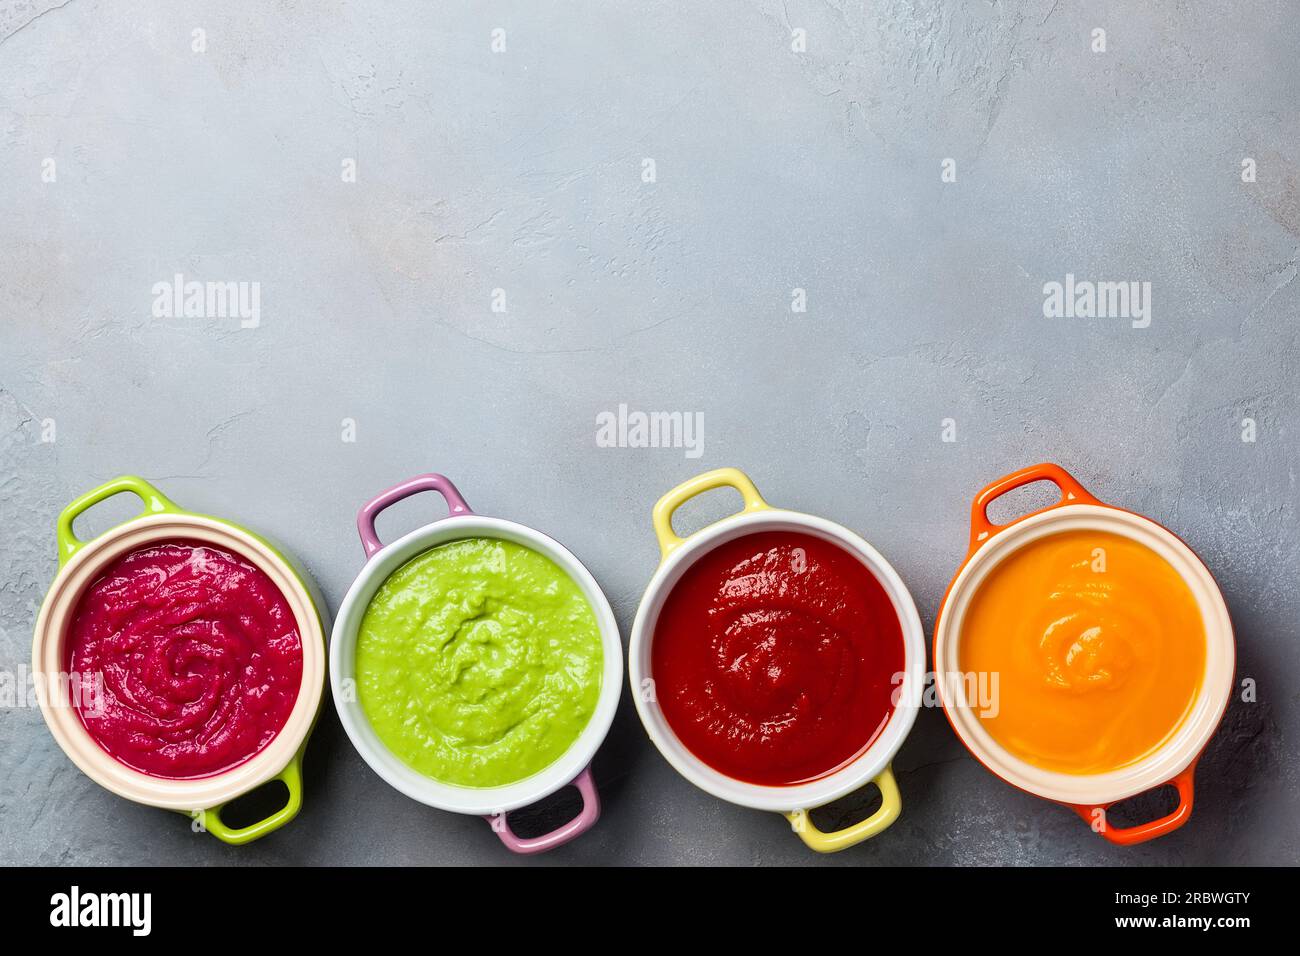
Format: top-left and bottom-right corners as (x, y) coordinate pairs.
(329, 515), (623, 816)
(629, 508), (926, 813)
(934, 504), (1234, 806)
(32, 513), (326, 812)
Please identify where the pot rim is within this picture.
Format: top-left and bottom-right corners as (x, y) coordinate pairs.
(32, 513), (327, 812)
(933, 503), (1235, 806)
(629, 507), (926, 813)
(329, 514), (623, 816)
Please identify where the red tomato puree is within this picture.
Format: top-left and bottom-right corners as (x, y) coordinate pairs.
(67, 541), (302, 778)
(652, 531), (903, 785)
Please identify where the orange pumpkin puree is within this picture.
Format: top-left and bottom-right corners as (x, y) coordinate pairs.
(959, 530), (1204, 774)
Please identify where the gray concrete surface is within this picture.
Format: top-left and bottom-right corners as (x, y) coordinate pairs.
(1, 0), (1297, 866)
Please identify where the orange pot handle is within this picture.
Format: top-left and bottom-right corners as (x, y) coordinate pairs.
(1069, 762), (1197, 846)
(969, 462), (1102, 550)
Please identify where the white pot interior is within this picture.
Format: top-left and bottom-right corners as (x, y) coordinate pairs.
(330, 515), (623, 816)
(934, 505), (1234, 806)
(630, 509), (925, 813)
(32, 514), (327, 811)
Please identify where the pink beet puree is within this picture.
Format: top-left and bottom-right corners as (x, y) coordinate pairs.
(67, 541), (303, 779)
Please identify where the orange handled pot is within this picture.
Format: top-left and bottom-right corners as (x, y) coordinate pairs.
(933, 463), (1235, 846)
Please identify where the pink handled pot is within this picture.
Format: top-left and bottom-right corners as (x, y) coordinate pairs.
(329, 473), (622, 854)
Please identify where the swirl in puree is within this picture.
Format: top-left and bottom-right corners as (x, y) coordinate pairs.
(355, 538), (602, 788)
(67, 541), (303, 779)
(652, 531), (904, 786)
(959, 530), (1205, 774)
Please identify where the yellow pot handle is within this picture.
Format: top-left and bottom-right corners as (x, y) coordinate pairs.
(785, 765), (902, 853)
(652, 467), (769, 558)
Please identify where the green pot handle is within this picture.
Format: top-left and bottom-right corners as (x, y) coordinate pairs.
(199, 753), (303, 846)
(57, 475), (181, 566)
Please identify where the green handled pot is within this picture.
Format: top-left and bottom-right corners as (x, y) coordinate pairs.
(32, 475), (328, 845)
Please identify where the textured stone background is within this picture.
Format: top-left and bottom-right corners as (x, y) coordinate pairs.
(1, 0), (1296, 865)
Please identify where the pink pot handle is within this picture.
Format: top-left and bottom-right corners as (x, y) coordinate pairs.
(486, 766), (601, 855)
(357, 473), (473, 558)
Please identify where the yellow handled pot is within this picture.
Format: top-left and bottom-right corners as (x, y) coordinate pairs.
(630, 467), (923, 853)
